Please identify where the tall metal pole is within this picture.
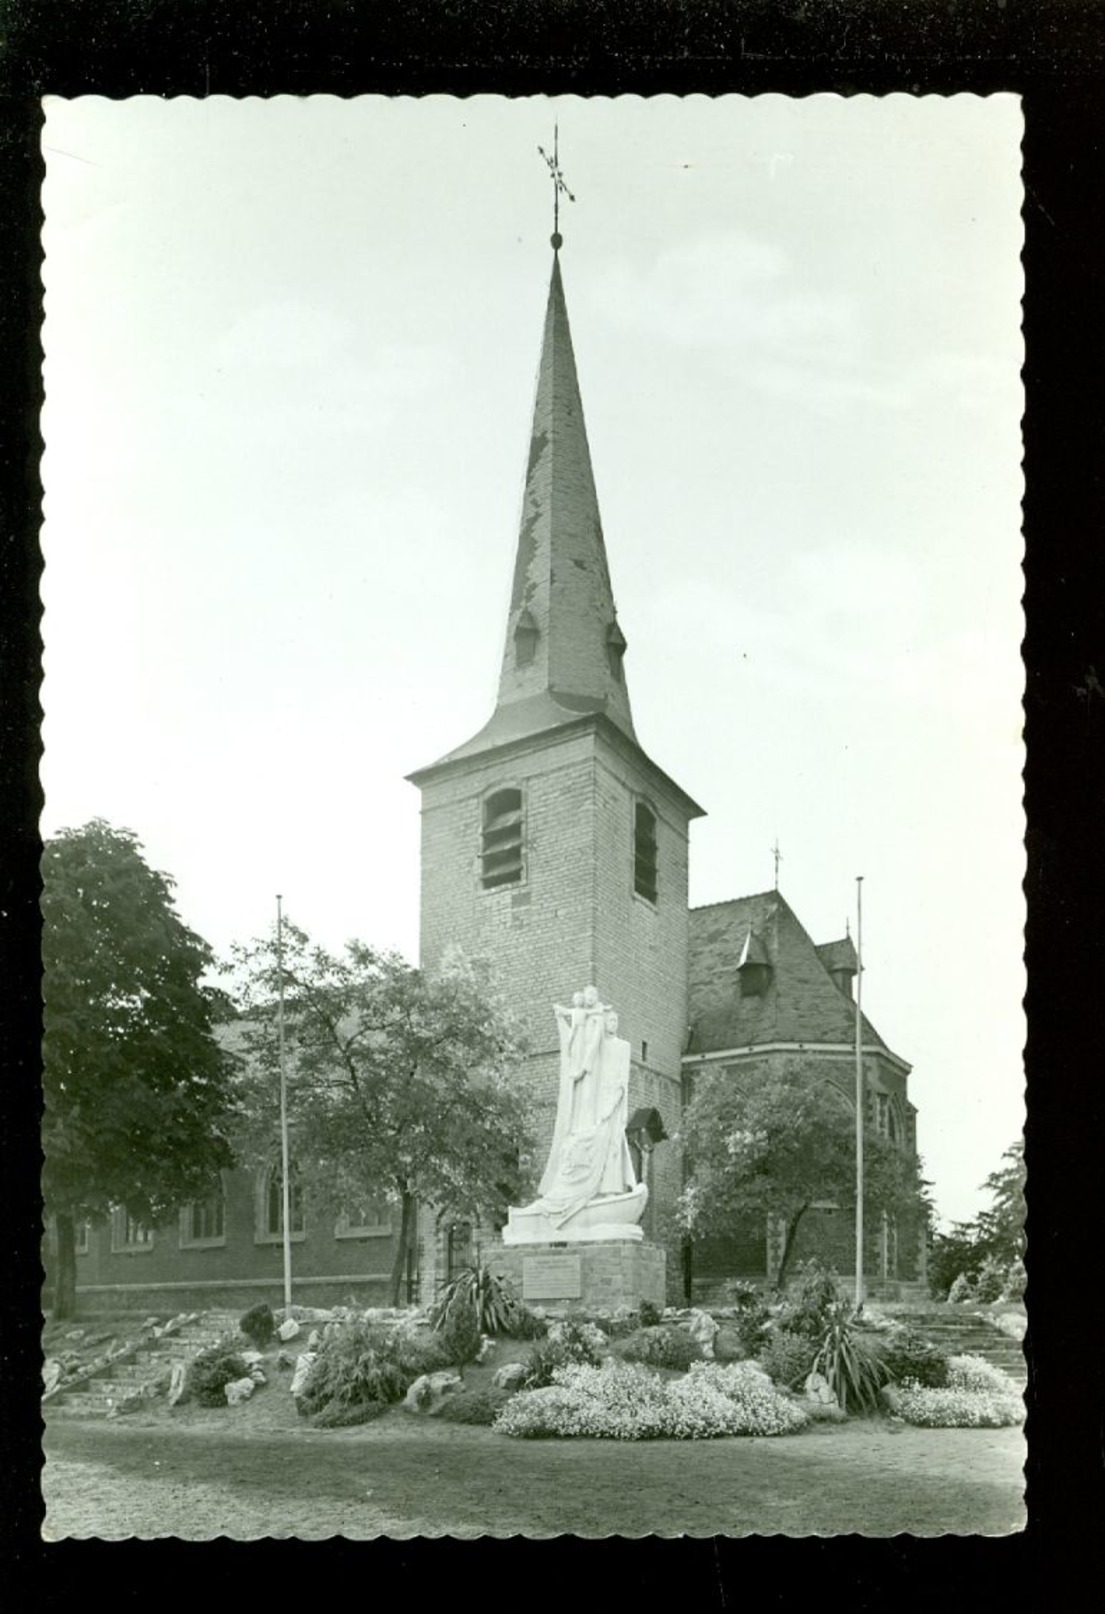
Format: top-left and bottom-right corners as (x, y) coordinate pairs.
(854, 876), (865, 1312)
(276, 895), (292, 1314)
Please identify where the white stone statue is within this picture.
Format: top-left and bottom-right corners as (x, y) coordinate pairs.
(503, 989), (648, 1245)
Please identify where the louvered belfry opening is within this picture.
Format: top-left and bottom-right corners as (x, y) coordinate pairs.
(481, 787), (524, 888)
(634, 800), (658, 903)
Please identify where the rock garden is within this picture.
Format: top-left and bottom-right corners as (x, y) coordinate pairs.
(93, 1259), (1022, 1442)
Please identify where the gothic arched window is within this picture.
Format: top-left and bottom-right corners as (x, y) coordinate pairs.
(481, 787), (524, 889)
(634, 800), (658, 904)
(256, 1160), (305, 1242)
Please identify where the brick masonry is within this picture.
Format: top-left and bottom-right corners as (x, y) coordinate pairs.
(415, 719), (695, 1299)
(483, 1239), (667, 1314)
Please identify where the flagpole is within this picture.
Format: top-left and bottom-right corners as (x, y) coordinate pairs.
(854, 876), (865, 1312)
(276, 895), (292, 1314)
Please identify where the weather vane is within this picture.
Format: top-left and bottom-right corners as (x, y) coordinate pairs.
(772, 837), (783, 889)
(538, 123), (575, 249)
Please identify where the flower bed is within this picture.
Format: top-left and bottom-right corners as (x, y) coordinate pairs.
(890, 1355), (1023, 1428)
(493, 1357), (809, 1441)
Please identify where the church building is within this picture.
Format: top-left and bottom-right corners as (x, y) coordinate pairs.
(64, 231), (924, 1315)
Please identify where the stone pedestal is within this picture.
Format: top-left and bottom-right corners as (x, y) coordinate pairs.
(484, 1239), (666, 1314)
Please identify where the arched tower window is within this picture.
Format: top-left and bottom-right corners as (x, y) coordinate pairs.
(634, 800), (658, 903)
(481, 788), (524, 889)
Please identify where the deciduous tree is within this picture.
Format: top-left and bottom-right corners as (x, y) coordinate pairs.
(42, 820), (238, 1318)
(229, 924), (533, 1306)
(677, 1061), (925, 1289)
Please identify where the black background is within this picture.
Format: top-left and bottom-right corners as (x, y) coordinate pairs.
(2, 1), (1103, 1610)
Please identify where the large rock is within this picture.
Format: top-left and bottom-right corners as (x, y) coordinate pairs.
(803, 1370), (839, 1406)
(239, 1348), (265, 1368)
(403, 1370), (462, 1414)
(686, 1308), (719, 1359)
(225, 1377), (255, 1406)
(277, 1317), (301, 1342)
(289, 1352), (317, 1397)
(491, 1362), (528, 1392)
(167, 1363), (187, 1406)
(42, 1360), (62, 1396)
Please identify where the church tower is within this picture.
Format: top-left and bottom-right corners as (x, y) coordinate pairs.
(408, 234), (704, 1287)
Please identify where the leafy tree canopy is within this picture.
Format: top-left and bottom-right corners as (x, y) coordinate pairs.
(227, 924), (534, 1304)
(42, 820), (239, 1314)
(677, 1060), (925, 1288)
(928, 1138), (1025, 1297)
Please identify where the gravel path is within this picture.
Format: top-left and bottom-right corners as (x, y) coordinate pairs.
(42, 1405), (1025, 1539)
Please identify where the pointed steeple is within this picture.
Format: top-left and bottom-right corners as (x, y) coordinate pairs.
(496, 249), (636, 739)
(413, 245), (640, 775)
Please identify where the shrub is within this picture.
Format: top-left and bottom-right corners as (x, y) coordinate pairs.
(1001, 1258), (1027, 1301)
(436, 1296), (483, 1375)
(312, 1397), (389, 1429)
(613, 1325), (702, 1372)
(237, 1303), (276, 1349)
(726, 1283), (772, 1356)
(812, 1301), (888, 1415)
(519, 1319), (605, 1390)
(432, 1388), (511, 1426)
(638, 1299), (663, 1328)
(296, 1317), (453, 1422)
(880, 1328), (949, 1389)
(973, 1257), (1007, 1305)
(186, 1339), (251, 1407)
(494, 1358), (808, 1441)
(776, 1259), (845, 1339)
(760, 1328), (818, 1390)
(430, 1265), (522, 1336)
(587, 1307), (640, 1340)
(946, 1354), (1018, 1395)
(504, 1304), (548, 1341)
(893, 1358), (1023, 1428)
(947, 1272), (976, 1304)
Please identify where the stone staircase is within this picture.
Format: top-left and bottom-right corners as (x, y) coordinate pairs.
(876, 1306), (1027, 1387)
(47, 1310), (243, 1419)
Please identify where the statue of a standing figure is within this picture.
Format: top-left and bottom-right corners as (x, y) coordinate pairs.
(505, 986), (648, 1244)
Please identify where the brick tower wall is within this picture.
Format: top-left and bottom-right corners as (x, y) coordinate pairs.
(415, 723), (692, 1283)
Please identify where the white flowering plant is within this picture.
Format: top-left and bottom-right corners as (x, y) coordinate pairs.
(892, 1355), (1023, 1428)
(492, 1356), (809, 1441)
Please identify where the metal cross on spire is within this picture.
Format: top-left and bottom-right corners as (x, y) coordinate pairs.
(538, 123), (575, 249)
(771, 837), (783, 890)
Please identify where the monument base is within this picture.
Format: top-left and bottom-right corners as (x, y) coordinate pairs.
(484, 1238), (667, 1315)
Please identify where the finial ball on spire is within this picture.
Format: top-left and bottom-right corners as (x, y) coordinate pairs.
(551, 231), (563, 250)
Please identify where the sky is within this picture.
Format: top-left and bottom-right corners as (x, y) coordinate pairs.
(40, 95), (1024, 1229)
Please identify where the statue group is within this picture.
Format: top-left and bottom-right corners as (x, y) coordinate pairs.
(503, 985), (648, 1245)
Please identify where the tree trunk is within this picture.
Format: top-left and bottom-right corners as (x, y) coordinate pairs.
(388, 1188), (415, 1308)
(775, 1205), (810, 1292)
(53, 1211), (77, 1321)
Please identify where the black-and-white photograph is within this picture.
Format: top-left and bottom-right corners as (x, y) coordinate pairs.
(39, 93), (1024, 1539)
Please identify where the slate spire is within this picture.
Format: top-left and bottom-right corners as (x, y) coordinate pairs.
(494, 247), (637, 740)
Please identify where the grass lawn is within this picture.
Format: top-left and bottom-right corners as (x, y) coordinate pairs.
(43, 1373), (1025, 1539)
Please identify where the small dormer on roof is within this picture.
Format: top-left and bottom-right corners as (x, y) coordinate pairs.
(737, 926), (772, 998)
(816, 934), (859, 1000)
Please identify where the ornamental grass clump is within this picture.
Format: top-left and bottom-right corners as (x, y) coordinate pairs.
(430, 1264), (521, 1336)
(493, 1357), (808, 1441)
(893, 1357), (1022, 1428)
(812, 1300), (888, 1415)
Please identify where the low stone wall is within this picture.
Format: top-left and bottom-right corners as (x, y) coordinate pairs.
(484, 1240), (666, 1314)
